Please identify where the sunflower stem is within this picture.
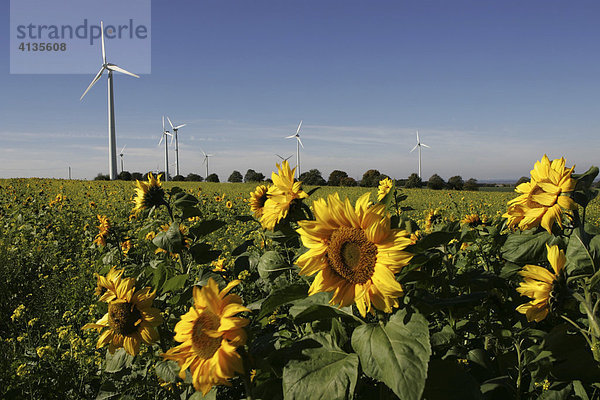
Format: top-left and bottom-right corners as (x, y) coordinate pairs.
(239, 347), (253, 400)
(514, 339), (523, 400)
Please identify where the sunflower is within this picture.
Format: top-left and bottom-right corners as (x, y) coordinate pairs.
(425, 209), (443, 232)
(377, 177), (393, 201)
(226, 201), (233, 209)
(516, 244), (566, 322)
(260, 161), (309, 230)
(121, 239), (132, 255)
(93, 215), (111, 246)
(249, 185), (269, 219)
(94, 266), (132, 302)
(83, 272), (162, 356)
(162, 278), (249, 395)
(503, 155), (577, 234)
(133, 173), (166, 214)
(296, 193), (413, 317)
(461, 213), (482, 227)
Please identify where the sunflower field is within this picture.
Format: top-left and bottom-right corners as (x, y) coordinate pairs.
(2, 155), (600, 399)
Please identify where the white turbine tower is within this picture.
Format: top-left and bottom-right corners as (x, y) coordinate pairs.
(166, 116), (186, 177)
(159, 116), (173, 181)
(201, 148), (213, 179)
(409, 131), (431, 178)
(119, 144), (126, 173)
(285, 120), (304, 179)
(80, 21), (139, 180)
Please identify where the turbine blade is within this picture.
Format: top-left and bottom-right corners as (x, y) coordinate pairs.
(159, 135), (164, 146)
(416, 130), (420, 143)
(410, 144), (418, 153)
(175, 124), (186, 129)
(285, 135), (296, 139)
(275, 154), (284, 160)
(106, 64), (140, 78)
(101, 21), (106, 64)
(80, 66), (105, 100)
(167, 116), (174, 129)
(285, 155), (292, 161)
(200, 147), (207, 156)
(166, 131), (173, 137)
(170, 134), (174, 145)
(202, 157), (207, 165)
(297, 136), (304, 149)
(296, 120), (303, 134)
(421, 143), (431, 148)
(162, 116), (165, 132)
(120, 144), (127, 154)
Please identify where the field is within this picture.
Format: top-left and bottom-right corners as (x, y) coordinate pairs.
(2, 171), (600, 399)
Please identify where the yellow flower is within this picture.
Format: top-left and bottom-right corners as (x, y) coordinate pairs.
(162, 278), (249, 395)
(260, 161), (309, 230)
(93, 215), (110, 246)
(212, 258), (227, 272)
(377, 177), (393, 201)
(214, 196), (222, 202)
(249, 185), (269, 219)
(516, 244), (565, 322)
(503, 155), (577, 234)
(83, 272), (162, 356)
(226, 201), (233, 209)
(296, 193), (413, 317)
(36, 345), (53, 359)
(425, 209), (443, 232)
(11, 304), (25, 322)
(145, 231), (156, 241)
(94, 267), (133, 303)
(121, 240), (133, 255)
(133, 173), (166, 214)
(461, 213), (482, 227)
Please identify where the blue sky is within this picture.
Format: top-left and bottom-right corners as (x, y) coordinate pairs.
(1, 0), (600, 181)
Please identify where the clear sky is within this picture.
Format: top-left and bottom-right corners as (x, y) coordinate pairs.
(1, 0), (599, 181)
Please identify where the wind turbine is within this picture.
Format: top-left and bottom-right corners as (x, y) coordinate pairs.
(409, 131), (430, 178)
(119, 145), (126, 173)
(166, 116), (186, 177)
(275, 154), (293, 163)
(201, 148), (213, 178)
(159, 116), (173, 181)
(80, 21), (139, 180)
(285, 120), (304, 179)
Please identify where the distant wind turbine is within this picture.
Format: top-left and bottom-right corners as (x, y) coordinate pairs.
(80, 21), (139, 180)
(201, 148), (213, 178)
(159, 116), (173, 181)
(275, 154), (293, 162)
(166, 116), (186, 177)
(119, 144), (126, 173)
(409, 131), (430, 178)
(285, 120), (304, 179)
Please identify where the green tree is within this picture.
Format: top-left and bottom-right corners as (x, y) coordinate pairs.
(117, 171), (132, 181)
(300, 169), (326, 185)
(328, 170), (348, 186)
(427, 174), (445, 190)
(172, 174), (185, 181)
(515, 176), (529, 186)
(186, 173), (203, 182)
(206, 173), (220, 183)
(340, 176), (357, 187)
(228, 170), (243, 183)
(405, 173), (422, 188)
(361, 169), (384, 187)
(244, 169), (265, 183)
(131, 172), (143, 181)
(464, 178), (479, 191)
(447, 175), (464, 190)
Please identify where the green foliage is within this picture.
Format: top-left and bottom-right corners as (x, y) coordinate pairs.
(299, 169), (326, 186)
(360, 169), (385, 187)
(327, 170), (348, 186)
(405, 173), (423, 188)
(427, 174), (446, 190)
(228, 170), (243, 183)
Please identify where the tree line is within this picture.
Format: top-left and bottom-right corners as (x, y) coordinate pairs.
(95, 168), (484, 190)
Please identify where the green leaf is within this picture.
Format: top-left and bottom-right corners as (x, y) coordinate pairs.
(351, 309), (431, 400)
(172, 192), (198, 208)
(566, 230), (600, 275)
(152, 222), (183, 253)
(161, 274), (188, 294)
(155, 360), (179, 383)
(188, 389), (217, 399)
(501, 230), (552, 264)
(181, 206), (202, 220)
(105, 348), (133, 373)
(414, 231), (458, 252)
(95, 381), (119, 400)
(289, 292), (363, 324)
(189, 219), (226, 238)
(283, 333), (359, 400)
(573, 166), (599, 191)
(258, 251), (290, 279)
(423, 359), (482, 400)
(190, 243), (221, 264)
(258, 283), (309, 320)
